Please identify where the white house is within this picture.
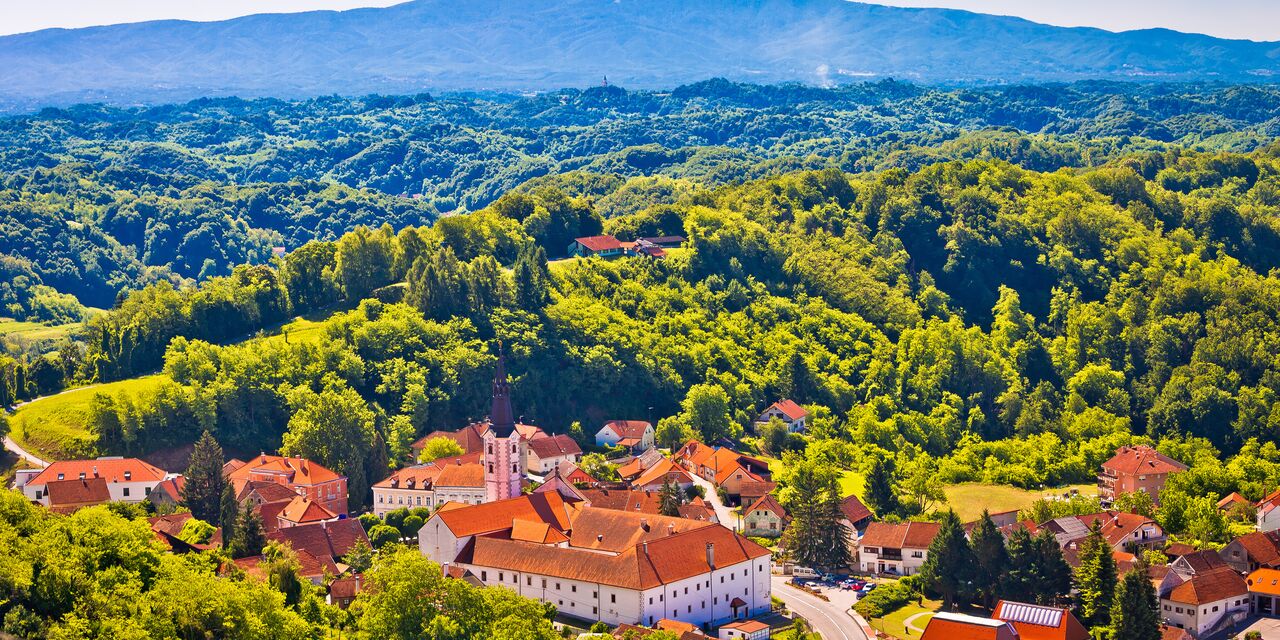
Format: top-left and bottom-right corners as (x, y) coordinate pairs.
(1257, 489), (1280, 533)
(370, 455), (486, 516)
(1159, 567), (1248, 637)
(527, 434), (583, 474)
(596, 420), (655, 451)
(19, 457), (172, 506)
(754, 400), (807, 433)
(719, 620), (770, 640)
(421, 492), (772, 628)
(857, 521), (941, 576)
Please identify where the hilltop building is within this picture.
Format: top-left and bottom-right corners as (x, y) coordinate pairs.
(1098, 445), (1188, 504)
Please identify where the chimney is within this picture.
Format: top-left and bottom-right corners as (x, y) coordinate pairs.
(706, 542), (715, 569)
(642, 542), (649, 556)
(597, 534), (604, 542)
(668, 523), (676, 536)
(92, 466), (98, 477)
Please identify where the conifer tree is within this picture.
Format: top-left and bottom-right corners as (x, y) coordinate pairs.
(181, 430), (225, 522)
(1034, 529), (1073, 606)
(1074, 522), (1118, 629)
(1112, 560), (1160, 640)
(781, 458), (850, 569)
(969, 510), (1008, 610)
(919, 509), (975, 610)
(219, 482), (239, 543)
(659, 477), (683, 517)
(231, 501), (266, 558)
(863, 457), (900, 519)
(1001, 526), (1037, 600)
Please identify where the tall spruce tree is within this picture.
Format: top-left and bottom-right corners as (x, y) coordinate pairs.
(1034, 529), (1073, 606)
(920, 510), (976, 610)
(1074, 522), (1118, 629)
(659, 477), (683, 517)
(969, 510), (1009, 610)
(231, 501), (266, 558)
(181, 430), (225, 522)
(219, 482), (239, 543)
(1112, 560), (1160, 640)
(863, 457), (900, 519)
(1001, 526), (1037, 600)
(781, 457), (850, 569)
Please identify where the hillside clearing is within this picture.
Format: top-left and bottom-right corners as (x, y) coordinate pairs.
(10, 375), (171, 461)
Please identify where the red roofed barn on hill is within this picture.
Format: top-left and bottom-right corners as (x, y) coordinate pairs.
(1097, 445), (1187, 504)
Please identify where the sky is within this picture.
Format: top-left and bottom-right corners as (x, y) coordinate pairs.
(1, 0), (1278, 41)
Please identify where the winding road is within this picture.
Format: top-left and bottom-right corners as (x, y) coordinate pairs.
(772, 576), (870, 640)
(689, 470), (738, 530)
(1, 382), (100, 469)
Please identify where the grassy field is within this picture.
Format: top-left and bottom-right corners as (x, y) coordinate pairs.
(868, 598), (941, 639)
(943, 482), (1097, 521)
(0, 319), (81, 343)
(10, 375), (171, 460)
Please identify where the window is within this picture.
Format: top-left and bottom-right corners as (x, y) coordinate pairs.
(611, 594), (616, 603)
(556, 582), (561, 590)
(481, 571), (488, 581)
(687, 606), (692, 613)
(649, 597), (653, 605)
(912, 551), (923, 558)
(572, 585), (577, 593)
(541, 579), (546, 588)
(123, 487), (130, 497)
(527, 577), (533, 586)
(684, 587), (688, 595)
(499, 572), (504, 582)
(743, 569), (747, 577)
(593, 607), (597, 614)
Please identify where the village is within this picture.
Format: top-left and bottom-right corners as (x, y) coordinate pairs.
(8, 344), (1280, 640)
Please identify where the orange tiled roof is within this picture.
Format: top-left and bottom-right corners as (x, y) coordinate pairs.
(763, 399), (808, 421)
(840, 494), (873, 523)
(745, 493), (788, 519)
(279, 496), (337, 524)
(574, 235), (624, 252)
(227, 455), (342, 487)
(433, 463), (485, 488)
(582, 488), (662, 514)
(1101, 445), (1188, 476)
(44, 477), (111, 512)
(31, 457), (167, 486)
(1165, 567), (1248, 605)
(566, 507), (705, 553)
(528, 434), (582, 460)
(861, 521), (942, 550)
(509, 518), (570, 545)
(435, 492), (573, 538)
(603, 420), (652, 439)
(633, 458), (693, 489)
(994, 600), (1090, 640)
(1230, 531), (1280, 567)
(1247, 568), (1280, 596)
(920, 614), (1017, 640)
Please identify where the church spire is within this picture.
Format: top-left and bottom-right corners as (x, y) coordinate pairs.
(489, 342), (516, 437)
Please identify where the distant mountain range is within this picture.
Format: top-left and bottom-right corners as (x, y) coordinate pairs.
(1, 0), (1278, 111)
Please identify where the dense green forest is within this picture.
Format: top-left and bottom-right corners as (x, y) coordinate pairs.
(3, 80), (1280, 318)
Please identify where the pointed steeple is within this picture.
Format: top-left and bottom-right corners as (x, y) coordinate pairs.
(489, 342), (516, 438)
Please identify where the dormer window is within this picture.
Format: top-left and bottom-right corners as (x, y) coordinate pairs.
(123, 471), (131, 481)
(57, 473), (64, 480)
(78, 472), (86, 480)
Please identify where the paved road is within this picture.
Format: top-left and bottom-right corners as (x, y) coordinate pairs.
(689, 470), (737, 530)
(3, 436), (48, 468)
(772, 576), (869, 640)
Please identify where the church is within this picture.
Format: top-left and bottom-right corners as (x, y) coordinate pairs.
(482, 350), (524, 502)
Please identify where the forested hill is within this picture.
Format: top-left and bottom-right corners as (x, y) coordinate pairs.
(3, 81), (1280, 322)
(2, 0), (1280, 110)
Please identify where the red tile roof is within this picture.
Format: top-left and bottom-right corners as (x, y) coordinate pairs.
(1165, 567), (1248, 605)
(582, 488), (663, 514)
(31, 457), (167, 486)
(279, 496), (338, 525)
(840, 494), (873, 523)
(860, 521), (942, 550)
(1101, 445), (1188, 476)
(921, 613), (1018, 640)
(44, 477), (111, 512)
(227, 455), (343, 487)
(433, 463), (485, 488)
(435, 492), (573, 538)
(151, 476), (185, 503)
(528, 434), (582, 460)
(764, 399), (808, 421)
(1217, 492), (1250, 510)
(1247, 568), (1280, 596)
(574, 235), (624, 252)
(1229, 531), (1280, 567)
(633, 458), (694, 489)
(603, 420), (652, 439)
(268, 519), (368, 561)
(745, 493), (788, 519)
(238, 480), (301, 503)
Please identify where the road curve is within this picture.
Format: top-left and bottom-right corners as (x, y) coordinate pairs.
(3, 435), (48, 468)
(772, 576), (869, 640)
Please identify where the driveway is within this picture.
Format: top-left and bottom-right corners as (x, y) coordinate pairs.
(3, 436), (48, 468)
(771, 576), (870, 640)
(690, 470), (737, 530)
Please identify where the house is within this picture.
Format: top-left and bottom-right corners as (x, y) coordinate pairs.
(679, 498), (719, 524)
(638, 236), (687, 249)
(1159, 625), (1193, 640)
(370, 453), (485, 516)
(234, 548), (339, 585)
(1097, 445), (1188, 505)
(432, 462), (487, 505)
(527, 434), (583, 474)
(754, 400), (807, 434)
(1159, 566), (1249, 638)
(582, 488), (664, 514)
(1042, 511), (1167, 555)
(632, 458), (696, 492)
(742, 494), (788, 538)
(674, 441), (772, 503)
(277, 496), (340, 528)
(21, 457), (171, 506)
(268, 518), (369, 570)
(838, 494), (874, 534)
(1217, 492), (1251, 513)
(148, 512), (222, 553)
(614, 622), (711, 640)
(328, 574), (362, 609)
(237, 479), (303, 508)
(597, 420), (656, 451)
(148, 476), (186, 509)
(858, 521), (941, 575)
(993, 600), (1089, 640)
(44, 477), (112, 514)
(226, 454), (348, 516)
(1246, 568), (1280, 617)
(920, 613), (1019, 640)
(620, 449), (668, 482)
(420, 492), (772, 627)
(718, 619), (770, 639)
(1170, 550), (1229, 579)
(1256, 488), (1280, 533)
(1222, 531), (1280, 574)
(569, 235), (627, 258)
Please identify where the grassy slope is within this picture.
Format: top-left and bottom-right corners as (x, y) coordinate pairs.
(0, 319), (81, 343)
(8, 314), (330, 461)
(868, 597), (941, 639)
(10, 375), (171, 460)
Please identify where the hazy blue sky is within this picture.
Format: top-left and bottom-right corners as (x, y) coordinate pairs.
(1, 0), (1278, 41)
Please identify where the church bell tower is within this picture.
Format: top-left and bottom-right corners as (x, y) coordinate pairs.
(483, 346), (523, 502)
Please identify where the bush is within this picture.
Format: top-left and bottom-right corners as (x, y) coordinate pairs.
(400, 514), (424, 538)
(852, 579), (918, 619)
(368, 524), (402, 549)
(357, 513), (380, 532)
(384, 508), (409, 531)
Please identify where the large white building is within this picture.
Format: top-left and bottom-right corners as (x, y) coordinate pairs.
(17, 457), (173, 507)
(419, 492), (772, 629)
(371, 453), (486, 517)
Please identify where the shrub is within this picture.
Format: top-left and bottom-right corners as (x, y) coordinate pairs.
(368, 524), (402, 549)
(853, 580), (918, 619)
